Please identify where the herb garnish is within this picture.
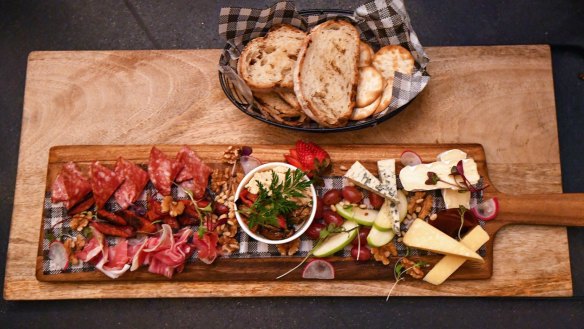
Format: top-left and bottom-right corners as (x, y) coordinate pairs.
(242, 169), (312, 228)
(425, 160), (488, 192)
(176, 183), (213, 238)
(387, 247), (428, 300)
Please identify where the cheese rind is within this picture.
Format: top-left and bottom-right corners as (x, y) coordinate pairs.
(402, 219), (483, 262)
(344, 161), (398, 202)
(423, 226), (490, 285)
(399, 159), (480, 191)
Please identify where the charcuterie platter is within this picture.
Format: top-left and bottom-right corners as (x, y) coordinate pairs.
(36, 144), (584, 284)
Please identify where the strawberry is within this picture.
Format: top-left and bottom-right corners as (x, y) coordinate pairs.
(284, 140), (331, 181)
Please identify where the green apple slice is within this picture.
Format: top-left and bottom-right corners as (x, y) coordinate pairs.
(371, 190), (408, 232)
(335, 203), (378, 226)
(367, 225), (394, 247)
(313, 220), (359, 257)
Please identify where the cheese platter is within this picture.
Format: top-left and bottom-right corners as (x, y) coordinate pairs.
(37, 143), (584, 286)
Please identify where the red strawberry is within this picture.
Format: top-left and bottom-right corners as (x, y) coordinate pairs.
(284, 140), (331, 181)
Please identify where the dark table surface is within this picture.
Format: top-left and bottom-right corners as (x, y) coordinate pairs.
(1, 1), (583, 328)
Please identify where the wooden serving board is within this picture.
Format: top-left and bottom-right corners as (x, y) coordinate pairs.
(6, 45), (571, 299)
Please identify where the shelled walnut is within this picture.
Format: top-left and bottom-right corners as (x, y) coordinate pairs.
(277, 238), (300, 256)
(371, 242), (398, 265)
(70, 212), (91, 231)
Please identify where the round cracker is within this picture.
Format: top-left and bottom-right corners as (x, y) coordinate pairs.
(374, 76), (394, 114)
(359, 41), (374, 68)
(351, 96), (381, 121)
(372, 45), (415, 80)
(356, 66), (384, 108)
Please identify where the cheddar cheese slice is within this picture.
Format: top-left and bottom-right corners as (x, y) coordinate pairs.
(423, 226), (490, 285)
(402, 219), (483, 262)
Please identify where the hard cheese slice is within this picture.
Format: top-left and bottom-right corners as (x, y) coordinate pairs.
(399, 159), (479, 191)
(402, 219), (483, 262)
(344, 161), (398, 202)
(423, 226), (490, 285)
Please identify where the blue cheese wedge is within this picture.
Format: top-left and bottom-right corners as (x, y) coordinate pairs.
(403, 219), (484, 262)
(377, 159), (400, 234)
(344, 161), (399, 202)
(399, 159), (480, 192)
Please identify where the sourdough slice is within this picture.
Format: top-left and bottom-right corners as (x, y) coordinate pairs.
(374, 75), (394, 114)
(372, 45), (415, 80)
(254, 91), (307, 126)
(238, 25), (306, 91)
(294, 20), (360, 127)
(356, 66), (384, 107)
(359, 41), (374, 67)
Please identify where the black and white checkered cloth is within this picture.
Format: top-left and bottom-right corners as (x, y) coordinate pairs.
(218, 0), (430, 127)
(42, 176), (484, 275)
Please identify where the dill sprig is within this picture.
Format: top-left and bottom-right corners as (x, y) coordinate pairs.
(245, 169), (312, 228)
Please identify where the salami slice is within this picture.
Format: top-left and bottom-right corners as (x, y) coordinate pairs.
(175, 146), (212, 199)
(90, 161), (124, 209)
(51, 161), (92, 209)
(148, 147), (182, 196)
(114, 157), (149, 210)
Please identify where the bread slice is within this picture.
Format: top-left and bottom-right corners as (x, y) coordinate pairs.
(359, 41), (373, 67)
(356, 66), (384, 107)
(254, 91), (307, 126)
(294, 20), (360, 127)
(372, 45), (415, 79)
(374, 75), (394, 114)
(238, 25), (306, 91)
(276, 89), (300, 110)
(351, 95), (381, 121)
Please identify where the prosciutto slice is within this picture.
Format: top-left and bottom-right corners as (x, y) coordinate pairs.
(175, 146), (212, 200)
(51, 162), (92, 209)
(76, 227), (130, 279)
(114, 157), (149, 210)
(148, 147), (183, 196)
(192, 232), (220, 265)
(90, 161), (124, 209)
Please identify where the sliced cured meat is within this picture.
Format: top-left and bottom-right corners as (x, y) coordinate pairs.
(96, 209), (127, 226)
(119, 210), (157, 233)
(90, 161), (124, 209)
(148, 147), (183, 196)
(103, 239), (130, 270)
(51, 162), (92, 209)
(175, 146), (212, 199)
(192, 231), (220, 265)
(67, 195), (95, 215)
(90, 222), (135, 238)
(114, 157), (149, 210)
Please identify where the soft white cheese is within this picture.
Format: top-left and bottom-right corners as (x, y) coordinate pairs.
(399, 159), (480, 192)
(245, 166), (289, 195)
(442, 189), (471, 209)
(437, 149), (467, 162)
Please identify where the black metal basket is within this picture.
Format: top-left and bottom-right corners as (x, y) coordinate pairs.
(218, 9), (414, 133)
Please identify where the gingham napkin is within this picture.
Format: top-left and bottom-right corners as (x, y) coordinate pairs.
(42, 176), (484, 275)
(218, 0), (430, 126)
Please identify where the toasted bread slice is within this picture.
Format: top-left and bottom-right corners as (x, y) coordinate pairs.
(372, 45), (415, 80)
(254, 91), (307, 126)
(276, 89), (300, 110)
(351, 95), (381, 121)
(238, 25), (306, 91)
(294, 20), (360, 127)
(374, 75), (394, 114)
(356, 66), (384, 107)
(359, 41), (374, 67)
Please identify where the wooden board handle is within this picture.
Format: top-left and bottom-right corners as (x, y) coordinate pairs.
(486, 192), (584, 227)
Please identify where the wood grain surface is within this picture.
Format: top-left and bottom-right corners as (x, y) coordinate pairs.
(5, 45), (570, 299)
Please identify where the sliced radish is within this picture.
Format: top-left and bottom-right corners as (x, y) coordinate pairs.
(400, 150), (422, 166)
(240, 155), (262, 174)
(302, 259), (335, 280)
(49, 241), (69, 270)
(471, 197), (499, 221)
